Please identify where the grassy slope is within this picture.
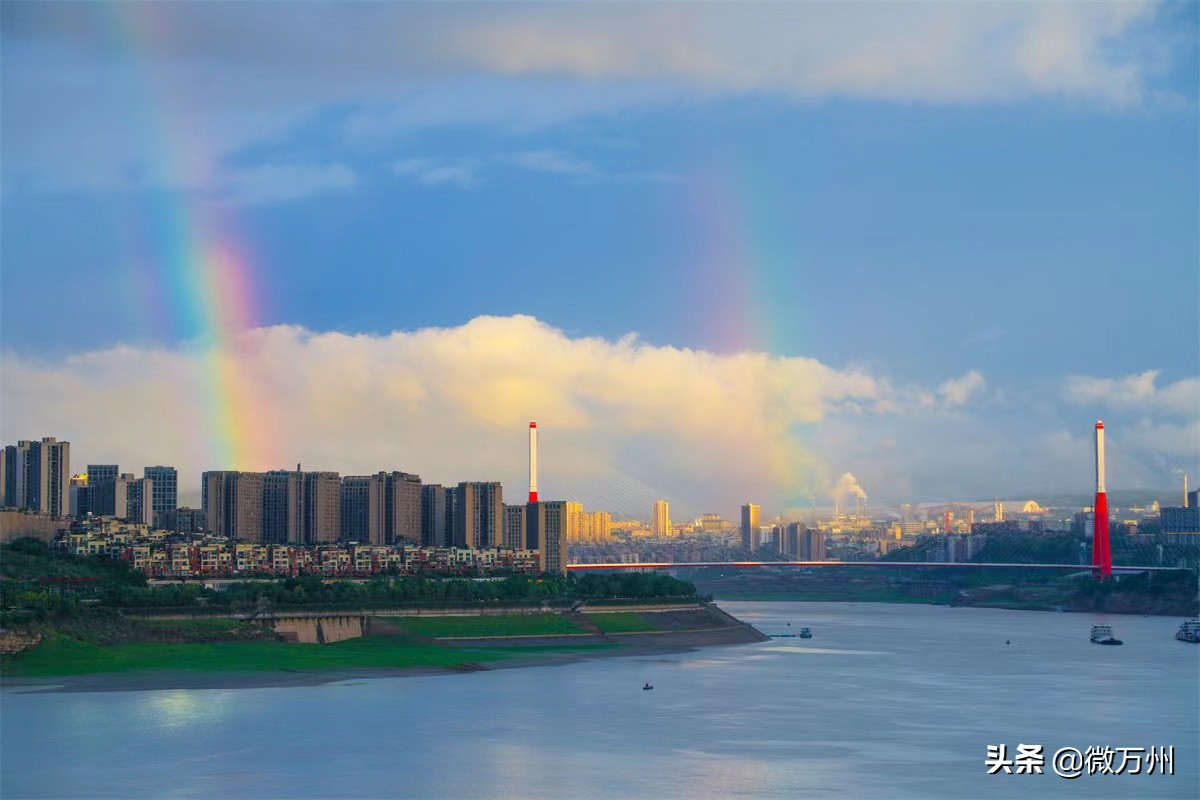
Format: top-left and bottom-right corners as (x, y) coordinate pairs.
(3, 635), (502, 678)
(584, 612), (657, 633)
(1, 548), (133, 582)
(387, 613), (584, 638)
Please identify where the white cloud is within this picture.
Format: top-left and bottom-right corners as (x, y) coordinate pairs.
(2, 3), (1183, 194)
(222, 162), (356, 205)
(508, 150), (596, 176)
(391, 158), (480, 188)
(1063, 370), (1199, 417)
(390, 149), (674, 188)
(449, 3), (1167, 105)
(0, 316), (986, 516)
(939, 371), (987, 408)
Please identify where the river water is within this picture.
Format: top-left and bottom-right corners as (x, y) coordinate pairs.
(3, 602), (1197, 799)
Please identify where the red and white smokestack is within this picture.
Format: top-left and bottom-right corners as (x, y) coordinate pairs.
(528, 421), (538, 503)
(1093, 420), (1112, 579)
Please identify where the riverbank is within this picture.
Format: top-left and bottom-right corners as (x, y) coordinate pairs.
(712, 590), (1200, 616)
(1, 604), (767, 692)
(698, 567), (1199, 616)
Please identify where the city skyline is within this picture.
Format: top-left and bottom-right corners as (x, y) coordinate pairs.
(2, 424), (1195, 524)
(2, 3), (1196, 515)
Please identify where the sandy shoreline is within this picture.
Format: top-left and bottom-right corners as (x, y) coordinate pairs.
(0, 625), (766, 694)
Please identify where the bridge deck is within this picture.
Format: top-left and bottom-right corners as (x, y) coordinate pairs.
(567, 561), (1177, 571)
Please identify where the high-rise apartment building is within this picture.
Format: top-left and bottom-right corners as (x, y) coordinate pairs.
(202, 471), (265, 540)
(579, 510), (612, 542)
(68, 474), (89, 518)
(784, 522), (804, 558)
(385, 472), (422, 545)
(652, 500), (670, 538)
(4, 438), (71, 516)
(454, 482), (503, 548)
(741, 503), (760, 551)
(801, 528), (825, 561)
(0, 445), (15, 508)
(263, 470), (302, 544)
(504, 503), (527, 550)
(114, 473), (153, 525)
(166, 507), (206, 533)
(565, 501), (583, 543)
(593, 511), (612, 541)
(302, 472), (341, 543)
(143, 466), (178, 527)
(87, 464), (120, 516)
(339, 472), (419, 545)
(421, 484), (451, 547)
(341, 475), (383, 544)
(769, 524), (784, 552)
(525, 500), (567, 575)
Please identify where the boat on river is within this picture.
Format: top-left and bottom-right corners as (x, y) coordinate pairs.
(1175, 620), (1200, 643)
(1090, 625), (1123, 646)
(798, 628), (813, 639)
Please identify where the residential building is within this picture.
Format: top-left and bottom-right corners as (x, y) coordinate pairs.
(166, 507), (205, 533)
(525, 500), (567, 575)
(87, 464), (120, 516)
(421, 484), (451, 547)
(143, 466), (178, 527)
(1160, 495), (1200, 545)
(4, 438), (71, 517)
(202, 471), (265, 540)
(114, 473), (153, 525)
(263, 470), (302, 544)
(801, 527), (826, 561)
(769, 524), (784, 552)
(68, 474), (89, 518)
(504, 503), (526, 551)
(0, 445), (17, 507)
(454, 482), (503, 549)
(341, 475), (383, 544)
(301, 471), (341, 544)
(580, 510), (612, 542)
(784, 522), (803, 557)
(652, 499), (670, 538)
(383, 472), (422, 545)
(741, 503), (760, 551)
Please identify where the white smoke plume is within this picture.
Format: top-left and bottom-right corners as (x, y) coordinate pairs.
(833, 472), (868, 506)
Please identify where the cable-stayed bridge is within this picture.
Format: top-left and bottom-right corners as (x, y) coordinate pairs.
(566, 525), (1199, 575)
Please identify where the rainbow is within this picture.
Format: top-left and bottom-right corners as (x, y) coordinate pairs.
(687, 155), (820, 507)
(103, 3), (272, 472)
(688, 157), (808, 357)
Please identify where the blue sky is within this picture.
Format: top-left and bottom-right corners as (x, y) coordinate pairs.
(1, 2), (1197, 515)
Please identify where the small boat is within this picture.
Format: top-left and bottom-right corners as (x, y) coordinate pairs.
(1175, 620), (1200, 643)
(1090, 625), (1123, 646)
(798, 627), (813, 639)
(642, 683), (654, 691)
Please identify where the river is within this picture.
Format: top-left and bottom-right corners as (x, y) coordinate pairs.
(3, 602), (1196, 799)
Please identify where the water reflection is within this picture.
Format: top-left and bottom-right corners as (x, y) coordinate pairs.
(2, 602), (1196, 799)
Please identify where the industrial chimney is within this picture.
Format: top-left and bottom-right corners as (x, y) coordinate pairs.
(528, 422), (538, 503)
(1093, 421), (1112, 579)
